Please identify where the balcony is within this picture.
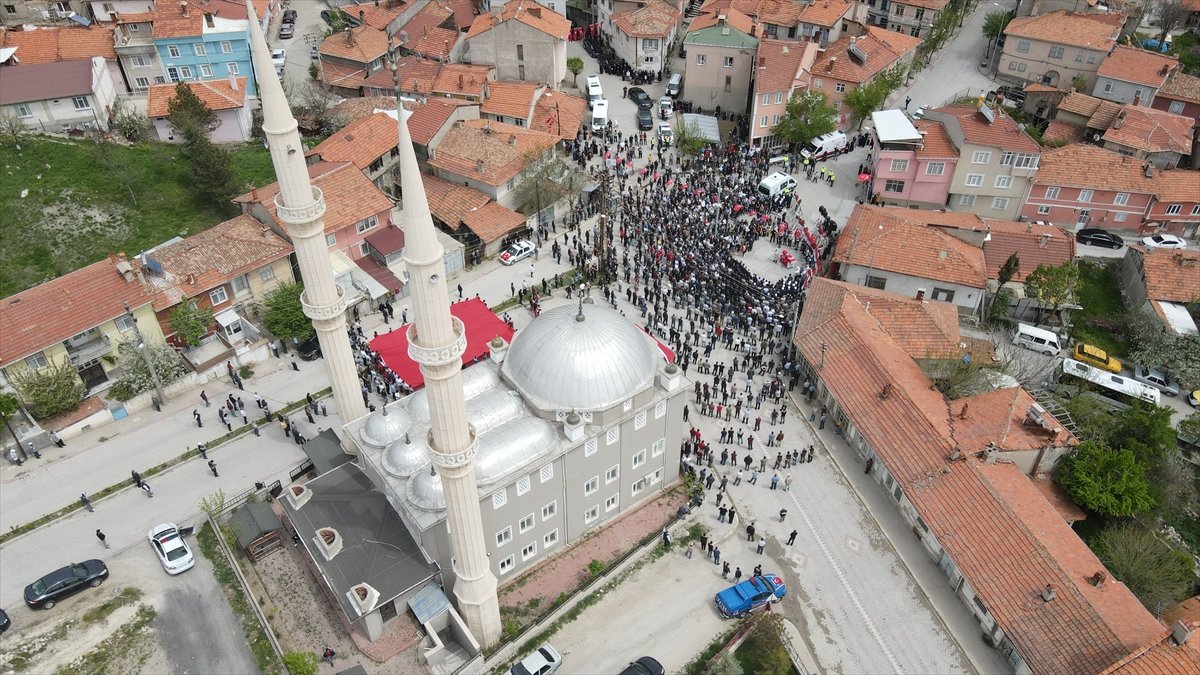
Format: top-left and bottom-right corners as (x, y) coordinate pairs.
(64, 334), (112, 366)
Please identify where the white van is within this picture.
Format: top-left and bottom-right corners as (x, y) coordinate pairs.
(757, 172), (797, 197)
(586, 75), (603, 108)
(800, 131), (848, 161)
(1012, 323), (1062, 355)
(591, 100), (609, 131)
(666, 73), (683, 98)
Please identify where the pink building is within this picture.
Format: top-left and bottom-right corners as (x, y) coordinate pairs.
(1146, 170), (1200, 240)
(1020, 144), (1156, 233)
(749, 39), (818, 148)
(869, 110), (957, 209)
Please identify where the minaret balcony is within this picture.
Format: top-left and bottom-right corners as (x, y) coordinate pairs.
(274, 186), (326, 227)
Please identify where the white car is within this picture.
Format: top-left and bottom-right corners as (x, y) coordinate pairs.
(1141, 233), (1186, 249)
(508, 644), (562, 675)
(271, 49), (287, 75)
(147, 522), (195, 575)
(499, 240), (536, 265)
(658, 123), (673, 145)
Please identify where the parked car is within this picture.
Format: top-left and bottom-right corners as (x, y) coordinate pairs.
(1189, 390), (1200, 408)
(297, 334), (322, 361)
(620, 656), (665, 675)
(658, 96), (673, 119)
(508, 644), (562, 675)
(499, 239), (536, 265)
(0, 608), (9, 634)
(148, 522), (195, 575)
(658, 123), (673, 146)
(279, 22), (294, 38)
(1133, 366), (1180, 397)
(1142, 233), (1186, 249)
(1073, 343), (1122, 373)
(24, 560), (109, 609)
(637, 107), (654, 131)
(714, 573), (786, 618)
(996, 85), (1026, 105)
(281, 8), (297, 23)
(627, 87), (653, 108)
(271, 49), (287, 75)
(1075, 228), (1124, 249)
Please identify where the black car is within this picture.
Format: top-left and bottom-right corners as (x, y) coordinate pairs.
(0, 607), (10, 633)
(297, 334), (322, 361)
(637, 107), (654, 131)
(25, 560), (109, 609)
(628, 87), (653, 109)
(281, 9), (297, 23)
(620, 656), (664, 675)
(1075, 228), (1124, 249)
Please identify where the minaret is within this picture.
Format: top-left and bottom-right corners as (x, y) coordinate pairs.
(389, 54), (501, 645)
(244, 1), (367, 435)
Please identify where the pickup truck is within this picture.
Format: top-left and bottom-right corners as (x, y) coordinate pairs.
(714, 574), (786, 618)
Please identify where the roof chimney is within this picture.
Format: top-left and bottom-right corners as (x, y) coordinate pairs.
(1131, 92), (1141, 106)
(180, 1), (189, 17)
(528, 6), (541, 18)
(458, 73), (464, 88)
(958, 402), (969, 419)
(758, 56), (766, 67)
(347, 25), (355, 46)
(1040, 584), (1057, 602)
(1112, 112), (1123, 129)
(827, 56), (836, 72)
(476, 158), (484, 171)
(718, 13), (726, 25)
(228, 73), (238, 90)
(915, 288), (925, 301)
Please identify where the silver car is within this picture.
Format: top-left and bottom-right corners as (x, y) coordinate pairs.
(1132, 366), (1180, 397)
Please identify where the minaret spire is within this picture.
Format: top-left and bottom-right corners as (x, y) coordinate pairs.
(388, 37), (501, 646)
(244, 0), (367, 435)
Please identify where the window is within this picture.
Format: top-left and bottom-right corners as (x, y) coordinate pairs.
(1113, 192), (1129, 206)
(227, 62), (239, 75)
(925, 162), (945, 176)
(209, 287), (228, 305)
(519, 513), (534, 533)
(585, 505), (599, 524)
(3, 5), (14, 13)
(760, 116), (768, 128)
(498, 555), (514, 574)
(634, 411), (646, 429)
(355, 215), (378, 234)
(516, 44), (524, 61)
(517, 475), (531, 495)
(965, 174), (983, 187)
(648, 468), (663, 485)
(231, 274), (250, 296)
(1078, 190), (1093, 203)
(623, 399), (633, 412)
(723, 56), (734, 68)
(1113, 211), (1127, 222)
(543, 529), (559, 549)
(932, 288), (955, 302)
(632, 478), (647, 495)
(1168, 100), (1185, 114)
(199, 64), (213, 77)
(134, 77), (150, 89)
(762, 93), (770, 106)
(994, 175), (1012, 189)
(1016, 39), (1030, 53)
(537, 463), (554, 484)
(1075, 50), (1085, 63)
(179, 66), (193, 78)
(772, 114), (781, 125)
(1103, 81), (1114, 94)
(25, 352), (49, 370)
(724, 75), (732, 91)
(605, 494), (619, 511)
(14, 103), (32, 118)
(1014, 153), (1038, 169)
(1000, 151), (1016, 166)
(775, 92), (784, 104)
(541, 501), (557, 520)
(193, 43), (206, 56)
(1133, 89), (1143, 100)
(632, 449), (646, 469)
(584, 476), (599, 496)
(889, 159), (909, 172)
(959, 194), (976, 206)
(1087, 54), (1096, 64)
(326, 233), (337, 246)
(522, 542), (537, 560)
(496, 526), (512, 546)
(131, 55), (151, 68)
(652, 438), (665, 457)
(606, 427), (619, 445)
(492, 489), (507, 509)
(259, 266), (275, 282)
(220, 41), (232, 53)
(884, 179), (905, 193)
(1048, 46), (1064, 59)
(655, 401), (666, 419)
(1045, 186), (1060, 199)
(894, 5), (904, 15)
(812, 78), (822, 89)
(115, 314), (136, 333)
(1166, 203), (1182, 215)
(696, 53), (706, 66)
(72, 96), (91, 110)
(1031, 205), (1049, 216)
(971, 151), (991, 164)
(584, 438), (597, 456)
(168, 45), (181, 58)
(865, 275), (887, 290)
(991, 197), (1009, 211)
(605, 465), (619, 484)
(643, 38), (659, 50)
(1191, 205), (1200, 215)
(914, 8), (924, 19)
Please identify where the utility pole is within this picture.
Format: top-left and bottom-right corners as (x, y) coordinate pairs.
(123, 302), (166, 411)
(597, 168), (611, 285)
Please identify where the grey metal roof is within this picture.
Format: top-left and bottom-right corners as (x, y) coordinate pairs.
(501, 303), (661, 412)
(228, 502), (283, 549)
(0, 60), (93, 106)
(304, 428), (355, 475)
(359, 406), (413, 448)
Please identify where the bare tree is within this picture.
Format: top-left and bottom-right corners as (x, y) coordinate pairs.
(1148, 0), (1188, 41)
(0, 110), (26, 144)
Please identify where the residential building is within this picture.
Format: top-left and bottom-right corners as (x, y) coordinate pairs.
(922, 104), (1041, 220)
(531, 87), (587, 140)
(112, 12), (166, 92)
(793, 276), (1165, 675)
(1051, 89), (1124, 143)
(869, 110), (958, 209)
(793, 0), (860, 44)
(1146, 169), (1200, 239)
(421, 173), (529, 258)
(832, 204), (989, 315)
(400, 97), (481, 163)
(749, 38), (818, 148)
(465, 0), (569, 87)
(487, 0), (569, 15)
(1020, 144), (1156, 232)
(151, 0), (265, 96)
(1092, 44), (1178, 105)
(481, 79), (544, 126)
(604, 0), (680, 75)
(1152, 70), (1200, 122)
(396, 0), (461, 62)
(0, 24), (128, 93)
(864, 0), (950, 39)
(0, 254), (160, 394)
(0, 57), (117, 132)
(809, 27), (922, 130)
(385, 56), (492, 101)
(88, 0), (152, 22)
(145, 76), (251, 143)
(1100, 105), (1193, 169)
(1120, 246), (1200, 335)
(318, 25), (394, 98)
(0, 0), (91, 23)
(307, 112), (403, 192)
(754, 0), (805, 41)
(1100, 622), (1200, 675)
(977, 219), (1076, 283)
(998, 10), (1123, 91)
(682, 10), (759, 114)
(426, 119), (560, 212)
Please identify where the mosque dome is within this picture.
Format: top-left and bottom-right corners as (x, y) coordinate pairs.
(358, 406), (412, 448)
(502, 303), (661, 412)
(406, 468), (446, 512)
(381, 431), (430, 478)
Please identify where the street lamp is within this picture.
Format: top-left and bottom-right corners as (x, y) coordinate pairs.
(123, 302), (167, 411)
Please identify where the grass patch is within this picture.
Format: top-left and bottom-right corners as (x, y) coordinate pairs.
(683, 624), (743, 675)
(57, 604), (158, 675)
(6, 618), (72, 671)
(1072, 260), (1129, 357)
(197, 521), (281, 674)
(1169, 31), (1200, 75)
(82, 587), (142, 624)
(0, 136), (277, 296)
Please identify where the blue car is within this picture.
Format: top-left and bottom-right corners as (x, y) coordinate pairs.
(714, 574), (786, 618)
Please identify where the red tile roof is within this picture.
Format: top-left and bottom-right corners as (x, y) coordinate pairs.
(952, 386), (1077, 453)
(1132, 248), (1200, 303)
(329, 95), (398, 123)
(318, 25), (394, 63)
(1100, 628), (1200, 675)
(0, 25), (117, 63)
(364, 223), (406, 255)
(688, 8), (756, 35)
(1153, 168), (1200, 203)
(795, 0), (856, 26)
(611, 0), (681, 39)
(1044, 120), (1087, 144)
(532, 88), (587, 140)
(399, 0), (458, 60)
(405, 97), (476, 145)
(428, 119), (559, 187)
(699, 0), (764, 19)
(466, 0), (570, 40)
(356, 2), (407, 30)
(145, 77), (248, 118)
(757, 0), (805, 26)
(151, 0), (263, 39)
(977, 218), (1077, 282)
(1159, 71), (1200, 104)
(754, 39), (815, 94)
(462, 201), (528, 243)
(927, 104), (1042, 153)
(833, 205), (988, 288)
(306, 112), (398, 170)
(235, 162), (393, 237)
(319, 58), (396, 93)
(0, 60), (93, 105)
(1034, 144), (1159, 193)
(1003, 10), (1123, 50)
(432, 62), (492, 98)
(1102, 105), (1194, 156)
(420, 173), (492, 230)
(811, 27), (922, 86)
(482, 80), (542, 121)
(0, 255), (152, 366)
(1097, 44), (1178, 88)
(913, 119), (957, 159)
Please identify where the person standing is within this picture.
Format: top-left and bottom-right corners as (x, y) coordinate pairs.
(733, 566), (742, 583)
(746, 522), (756, 542)
(322, 648), (336, 666)
(208, 459), (219, 477)
(787, 529), (798, 546)
(96, 529), (110, 549)
(718, 505), (728, 523)
(193, 409), (203, 428)
(713, 546), (722, 566)
(721, 561), (730, 579)
(80, 494), (93, 512)
(290, 355), (299, 372)
(784, 474), (793, 491)
(756, 537), (766, 554)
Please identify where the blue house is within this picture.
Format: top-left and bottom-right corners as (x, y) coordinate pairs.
(152, 0), (274, 96)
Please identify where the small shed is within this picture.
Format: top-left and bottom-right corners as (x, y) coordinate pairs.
(228, 501), (285, 562)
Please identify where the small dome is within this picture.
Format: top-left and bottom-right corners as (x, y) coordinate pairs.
(406, 468), (445, 512)
(359, 406), (412, 448)
(502, 303), (661, 411)
(408, 365), (501, 422)
(381, 431), (430, 478)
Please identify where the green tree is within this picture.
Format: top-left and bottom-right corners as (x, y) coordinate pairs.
(997, 252), (1020, 285)
(842, 66), (905, 130)
(982, 11), (1011, 57)
(566, 57), (584, 87)
(11, 358), (86, 420)
(0, 391), (23, 449)
(1104, 401), (1177, 467)
(1071, 73), (1088, 93)
(734, 614), (792, 675)
(262, 282), (314, 342)
(109, 340), (188, 402)
(1093, 522), (1195, 614)
(1127, 311), (1200, 390)
(109, 96), (150, 142)
(1055, 441), (1157, 516)
(169, 299), (215, 347)
(181, 134), (242, 207)
(771, 91), (838, 149)
(674, 120), (710, 156)
(166, 82), (218, 137)
(1024, 261), (1078, 324)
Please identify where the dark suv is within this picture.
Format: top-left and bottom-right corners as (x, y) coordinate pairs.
(628, 87), (653, 108)
(25, 559), (109, 609)
(297, 334), (322, 361)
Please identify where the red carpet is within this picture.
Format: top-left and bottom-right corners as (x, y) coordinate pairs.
(369, 298), (516, 389)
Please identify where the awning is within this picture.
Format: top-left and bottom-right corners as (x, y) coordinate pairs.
(214, 308), (241, 327)
(68, 13), (92, 26)
(331, 250), (388, 302)
(354, 256), (404, 295)
(408, 583), (451, 624)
